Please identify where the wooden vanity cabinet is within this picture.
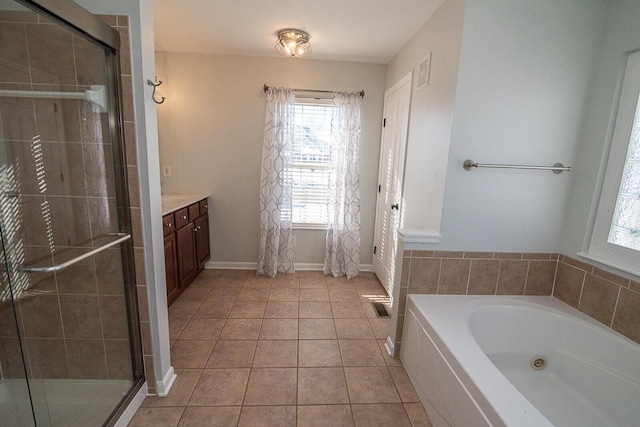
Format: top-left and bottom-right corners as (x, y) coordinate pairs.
(164, 198), (211, 305)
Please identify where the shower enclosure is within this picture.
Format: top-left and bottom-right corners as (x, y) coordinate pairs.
(0, 0), (144, 425)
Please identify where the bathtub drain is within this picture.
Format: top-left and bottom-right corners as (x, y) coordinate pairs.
(530, 355), (547, 370)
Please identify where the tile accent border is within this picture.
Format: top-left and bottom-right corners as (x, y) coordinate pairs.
(389, 250), (640, 356)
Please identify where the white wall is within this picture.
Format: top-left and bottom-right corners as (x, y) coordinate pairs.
(560, 0), (640, 263)
(385, 0), (466, 233)
(154, 53), (386, 267)
(434, 0), (605, 251)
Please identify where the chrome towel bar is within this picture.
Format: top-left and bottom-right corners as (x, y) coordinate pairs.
(463, 160), (571, 174)
(19, 233), (131, 273)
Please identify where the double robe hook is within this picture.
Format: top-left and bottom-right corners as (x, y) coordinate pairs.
(147, 77), (165, 104)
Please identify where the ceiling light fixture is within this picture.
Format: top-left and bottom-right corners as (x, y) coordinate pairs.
(275, 28), (311, 58)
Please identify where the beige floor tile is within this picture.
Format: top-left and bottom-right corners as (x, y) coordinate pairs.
(298, 340), (342, 367)
(206, 340), (257, 368)
(299, 272), (327, 288)
(334, 319), (375, 339)
(298, 319), (336, 339)
(297, 367), (349, 404)
(204, 287), (241, 302)
(271, 273), (300, 288)
(259, 318), (298, 339)
(192, 301), (234, 319)
(344, 367), (401, 403)
(253, 340), (298, 367)
(299, 288), (329, 301)
(297, 405), (354, 427)
(142, 368), (201, 407)
(169, 317), (189, 341)
(228, 301), (267, 318)
(177, 318), (225, 341)
(329, 288), (360, 302)
(389, 366), (420, 402)
(189, 368), (250, 406)
(403, 402), (433, 426)
(170, 340), (215, 368)
(219, 319), (262, 340)
(178, 283), (213, 301)
(351, 403), (411, 427)
(264, 301), (299, 318)
(339, 340), (386, 366)
(236, 288), (270, 302)
(213, 276), (245, 288)
(238, 406), (296, 427)
(331, 301), (367, 318)
(268, 288), (300, 301)
(128, 407), (184, 427)
(299, 301), (333, 318)
(178, 406), (241, 427)
(362, 301), (380, 319)
(169, 300), (201, 319)
(242, 279), (273, 289)
(368, 318), (391, 340)
(243, 368), (297, 405)
(220, 269), (250, 277)
(326, 276), (354, 288)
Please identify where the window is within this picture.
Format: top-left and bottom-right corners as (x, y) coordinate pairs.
(290, 99), (332, 227)
(585, 50), (640, 275)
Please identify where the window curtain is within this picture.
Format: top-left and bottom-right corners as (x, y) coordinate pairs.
(324, 92), (362, 279)
(257, 87), (295, 277)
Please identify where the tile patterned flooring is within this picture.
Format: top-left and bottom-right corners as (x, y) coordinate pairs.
(128, 270), (431, 426)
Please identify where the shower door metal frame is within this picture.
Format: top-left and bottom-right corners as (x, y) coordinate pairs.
(10, 0), (146, 425)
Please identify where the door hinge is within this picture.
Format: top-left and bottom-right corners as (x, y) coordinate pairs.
(373, 246), (377, 254)
(378, 184), (381, 193)
(383, 118), (386, 127)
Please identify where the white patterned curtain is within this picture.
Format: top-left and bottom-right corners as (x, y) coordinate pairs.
(324, 92), (362, 279)
(257, 87), (295, 277)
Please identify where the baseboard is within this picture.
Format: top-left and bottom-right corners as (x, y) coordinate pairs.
(155, 366), (176, 397)
(206, 261), (372, 272)
(384, 336), (396, 357)
(114, 381), (147, 427)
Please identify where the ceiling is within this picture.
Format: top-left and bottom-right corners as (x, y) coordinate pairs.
(153, 0), (446, 64)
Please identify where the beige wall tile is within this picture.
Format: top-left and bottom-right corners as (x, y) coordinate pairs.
(553, 262), (585, 308)
(408, 258), (439, 294)
(579, 275), (620, 326)
(468, 260), (499, 295)
(524, 261), (556, 295)
(612, 288), (640, 345)
(438, 259), (470, 294)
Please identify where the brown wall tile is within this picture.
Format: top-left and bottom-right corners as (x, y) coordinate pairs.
(496, 260), (527, 295)
(592, 267), (630, 287)
(579, 275), (619, 327)
(433, 251), (464, 259)
(524, 261), (556, 296)
(553, 262), (584, 308)
(612, 288), (640, 345)
(438, 259), (470, 295)
(562, 256), (594, 273)
(468, 260), (499, 295)
(66, 339), (108, 379)
(493, 252), (522, 260)
(464, 252), (493, 259)
(408, 258), (439, 294)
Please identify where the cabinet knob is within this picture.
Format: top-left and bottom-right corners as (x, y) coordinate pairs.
(204, 205), (208, 209)
(166, 222), (172, 227)
(193, 228), (198, 232)
(181, 215), (187, 219)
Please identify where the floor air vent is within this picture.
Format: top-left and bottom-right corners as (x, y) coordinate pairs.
(372, 302), (389, 317)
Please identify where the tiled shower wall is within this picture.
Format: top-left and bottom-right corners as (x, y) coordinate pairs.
(0, 11), (154, 392)
(393, 250), (640, 350)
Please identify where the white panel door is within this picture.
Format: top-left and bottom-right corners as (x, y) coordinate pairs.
(373, 72), (412, 295)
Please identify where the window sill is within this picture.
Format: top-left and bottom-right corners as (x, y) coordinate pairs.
(293, 223), (327, 231)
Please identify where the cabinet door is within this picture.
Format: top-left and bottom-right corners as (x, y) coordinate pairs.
(176, 223), (197, 286)
(195, 213), (210, 270)
(164, 233), (180, 305)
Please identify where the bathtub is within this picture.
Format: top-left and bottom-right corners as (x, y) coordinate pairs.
(400, 295), (640, 427)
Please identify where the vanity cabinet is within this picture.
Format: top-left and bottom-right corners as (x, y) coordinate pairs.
(163, 197), (210, 306)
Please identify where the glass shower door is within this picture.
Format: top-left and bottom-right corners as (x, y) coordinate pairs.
(0, 0), (143, 425)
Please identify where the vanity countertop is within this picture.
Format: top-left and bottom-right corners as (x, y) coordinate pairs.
(161, 193), (209, 216)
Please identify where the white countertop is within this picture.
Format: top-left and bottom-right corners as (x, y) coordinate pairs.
(161, 193), (209, 216)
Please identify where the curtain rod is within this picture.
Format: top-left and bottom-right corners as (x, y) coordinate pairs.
(263, 84), (364, 98)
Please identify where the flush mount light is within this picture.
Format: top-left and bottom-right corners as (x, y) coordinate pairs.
(275, 28), (311, 58)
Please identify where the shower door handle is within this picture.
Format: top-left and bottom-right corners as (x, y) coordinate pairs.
(19, 233), (131, 273)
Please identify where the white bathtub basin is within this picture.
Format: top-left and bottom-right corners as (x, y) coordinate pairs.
(400, 295), (640, 426)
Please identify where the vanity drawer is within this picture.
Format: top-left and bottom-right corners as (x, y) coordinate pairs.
(174, 207), (190, 228)
(188, 202), (200, 220)
(162, 213), (175, 236)
(199, 199), (209, 214)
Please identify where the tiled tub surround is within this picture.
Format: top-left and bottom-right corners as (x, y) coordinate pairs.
(0, 11), (153, 392)
(390, 251), (640, 356)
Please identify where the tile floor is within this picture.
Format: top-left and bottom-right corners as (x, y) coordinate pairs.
(128, 270), (431, 426)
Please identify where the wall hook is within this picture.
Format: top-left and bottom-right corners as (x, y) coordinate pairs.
(147, 77), (165, 104)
